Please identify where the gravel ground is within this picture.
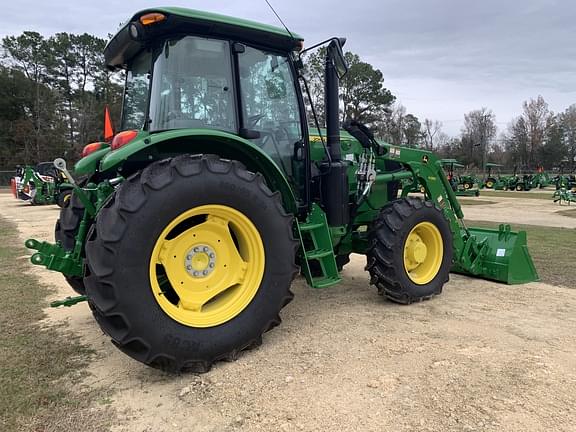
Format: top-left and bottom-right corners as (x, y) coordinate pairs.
(1, 193), (575, 432)
(460, 195), (576, 228)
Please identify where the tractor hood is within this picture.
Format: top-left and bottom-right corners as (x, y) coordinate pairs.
(105, 7), (304, 69)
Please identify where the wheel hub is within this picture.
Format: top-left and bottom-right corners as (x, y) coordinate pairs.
(185, 244), (216, 278)
(403, 222), (443, 285)
(406, 237), (427, 264)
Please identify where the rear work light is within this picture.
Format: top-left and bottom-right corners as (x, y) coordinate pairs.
(81, 142), (104, 158)
(111, 130), (138, 150)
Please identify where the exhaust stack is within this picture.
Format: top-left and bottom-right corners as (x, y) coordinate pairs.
(321, 38), (349, 227)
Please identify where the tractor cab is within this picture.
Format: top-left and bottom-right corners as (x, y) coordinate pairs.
(104, 9), (310, 201)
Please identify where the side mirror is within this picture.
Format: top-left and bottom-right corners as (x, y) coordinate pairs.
(328, 38), (348, 79)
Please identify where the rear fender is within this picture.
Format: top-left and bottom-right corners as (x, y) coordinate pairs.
(74, 146), (111, 176)
(99, 129), (297, 212)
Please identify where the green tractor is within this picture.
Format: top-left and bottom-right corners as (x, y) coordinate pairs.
(25, 8), (538, 372)
(504, 167), (534, 192)
(14, 162), (73, 206)
(555, 174), (576, 191)
(532, 168), (551, 189)
(481, 163), (506, 189)
(440, 159), (479, 197)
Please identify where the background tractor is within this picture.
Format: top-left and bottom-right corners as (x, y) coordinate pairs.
(25, 8), (538, 373)
(13, 162), (73, 206)
(481, 162), (507, 189)
(555, 174), (576, 191)
(440, 159), (479, 197)
(504, 167), (534, 192)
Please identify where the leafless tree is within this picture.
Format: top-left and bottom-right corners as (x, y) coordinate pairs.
(422, 119), (443, 150)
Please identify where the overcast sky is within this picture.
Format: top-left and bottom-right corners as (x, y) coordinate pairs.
(3, 0), (576, 135)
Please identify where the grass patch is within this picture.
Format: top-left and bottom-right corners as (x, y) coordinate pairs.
(466, 220), (576, 288)
(479, 190), (554, 200)
(556, 209), (576, 218)
(0, 217), (113, 431)
(458, 199), (497, 206)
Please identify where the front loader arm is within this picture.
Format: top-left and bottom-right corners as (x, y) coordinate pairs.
(377, 144), (464, 239)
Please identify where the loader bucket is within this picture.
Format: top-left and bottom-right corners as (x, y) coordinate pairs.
(453, 224), (539, 284)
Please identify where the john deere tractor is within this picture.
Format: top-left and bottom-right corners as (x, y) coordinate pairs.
(440, 159), (479, 197)
(13, 162), (73, 206)
(25, 8), (538, 372)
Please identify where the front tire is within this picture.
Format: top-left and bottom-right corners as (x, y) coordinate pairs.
(366, 198), (452, 304)
(85, 155), (298, 372)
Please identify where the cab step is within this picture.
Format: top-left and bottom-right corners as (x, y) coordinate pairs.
(296, 204), (341, 288)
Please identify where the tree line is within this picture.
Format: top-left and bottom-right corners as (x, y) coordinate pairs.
(1, 30), (574, 174)
(0, 31), (123, 169)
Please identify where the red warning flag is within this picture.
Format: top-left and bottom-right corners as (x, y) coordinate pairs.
(104, 105), (115, 142)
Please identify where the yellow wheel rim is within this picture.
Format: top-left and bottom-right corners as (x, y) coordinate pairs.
(486, 180), (494, 188)
(63, 194), (71, 204)
(149, 205), (265, 328)
(403, 222), (443, 285)
(464, 183), (470, 189)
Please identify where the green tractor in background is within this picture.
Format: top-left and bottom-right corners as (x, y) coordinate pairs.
(481, 163), (507, 190)
(13, 162), (73, 206)
(505, 167), (535, 192)
(440, 159), (479, 197)
(532, 168), (551, 189)
(555, 174), (576, 191)
(25, 8), (538, 372)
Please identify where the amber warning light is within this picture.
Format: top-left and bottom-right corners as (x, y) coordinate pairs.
(139, 13), (166, 26)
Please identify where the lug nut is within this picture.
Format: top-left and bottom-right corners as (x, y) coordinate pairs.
(209, 253), (215, 258)
(203, 247), (209, 252)
(193, 271), (200, 277)
(193, 247), (199, 253)
(186, 265), (192, 270)
(202, 270), (208, 275)
(209, 263), (215, 268)
(187, 254), (192, 260)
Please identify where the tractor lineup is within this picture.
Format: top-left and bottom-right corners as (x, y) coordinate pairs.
(479, 164), (555, 191)
(14, 7), (552, 372)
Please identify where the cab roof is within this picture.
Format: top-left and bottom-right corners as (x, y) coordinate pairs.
(441, 158), (465, 168)
(105, 7), (304, 69)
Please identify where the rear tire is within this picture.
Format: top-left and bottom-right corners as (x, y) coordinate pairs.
(84, 155), (298, 373)
(366, 198), (452, 304)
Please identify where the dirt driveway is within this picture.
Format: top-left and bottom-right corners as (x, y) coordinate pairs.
(1, 194), (575, 432)
(460, 194), (576, 228)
